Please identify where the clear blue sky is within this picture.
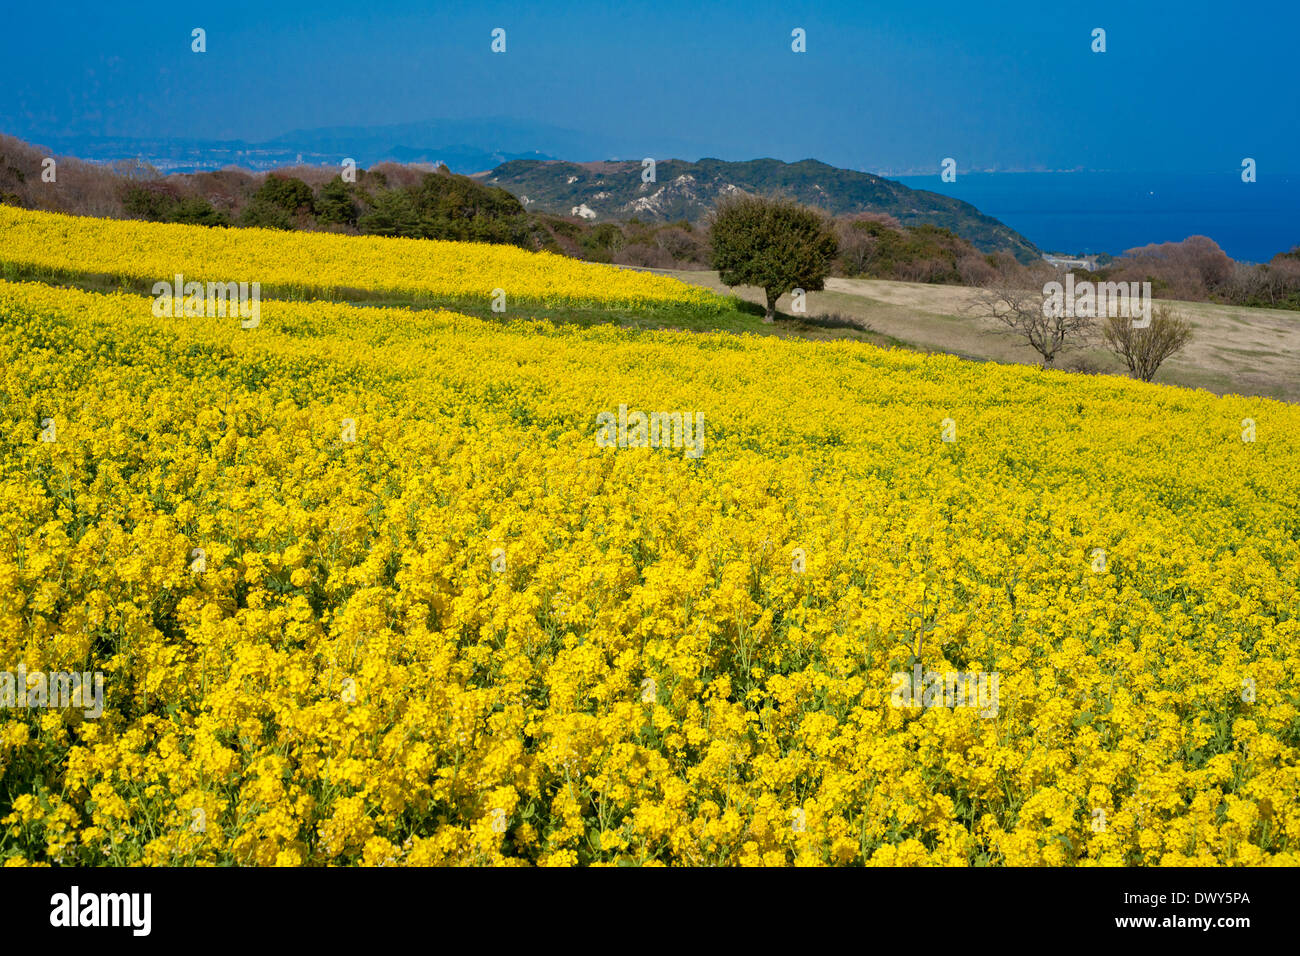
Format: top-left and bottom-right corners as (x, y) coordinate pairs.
(2, 0), (1296, 173)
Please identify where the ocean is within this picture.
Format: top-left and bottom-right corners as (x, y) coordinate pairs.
(895, 172), (1300, 264)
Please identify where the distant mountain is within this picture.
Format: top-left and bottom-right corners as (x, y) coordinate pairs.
(266, 118), (604, 169)
(13, 124), (1038, 260)
(22, 120), (573, 175)
(480, 158), (1041, 262)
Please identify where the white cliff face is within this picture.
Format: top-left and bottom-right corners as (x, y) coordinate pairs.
(495, 160), (758, 224)
(620, 174), (727, 218)
(628, 188), (666, 214)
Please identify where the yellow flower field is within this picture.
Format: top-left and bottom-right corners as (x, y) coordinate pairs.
(0, 205), (723, 312)
(0, 277), (1297, 866)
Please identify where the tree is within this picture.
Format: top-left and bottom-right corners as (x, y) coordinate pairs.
(122, 182), (181, 221)
(254, 174), (315, 216)
(237, 199), (292, 230)
(1101, 304), (1193, 382)
(972, 285), (1093, 367)
(173, 197), (229, 227)
(316, 176), (359, 227)
(357, 189), (420, 237)
(709, 195), (837, 322)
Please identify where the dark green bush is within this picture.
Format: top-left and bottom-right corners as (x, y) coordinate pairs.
(238, 200), (293, 230)
(254, 175), (315, 215)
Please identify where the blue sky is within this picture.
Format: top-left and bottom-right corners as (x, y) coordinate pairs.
(2, 0), (1296, 173)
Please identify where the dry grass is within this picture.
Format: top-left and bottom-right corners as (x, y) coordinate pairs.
(653, 269), (1300, 403)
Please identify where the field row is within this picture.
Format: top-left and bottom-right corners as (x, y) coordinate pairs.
(0, 205), (725, 312)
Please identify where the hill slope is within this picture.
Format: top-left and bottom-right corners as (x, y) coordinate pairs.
(1, 274), (1297, 865)
(480, 157), (1041, 263)
(652, 267), (1300, 403)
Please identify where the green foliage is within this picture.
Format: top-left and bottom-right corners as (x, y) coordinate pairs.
(123, 185), (227, 227)
(710, 195), (838, 319)
(254, 175), (315, 215)
(579, 223), (626, 262)
(315, 176), (359, 227)
(839, 220), (965, 282)
(357, 189), (420, 237)
(408, 171), (532, 244)
(172, 198), (229, 227)
(545, 217), (582, 240)
(355, 171), (546, 247)
(237, 200), (293, 230)
(122, 184), (181, 221)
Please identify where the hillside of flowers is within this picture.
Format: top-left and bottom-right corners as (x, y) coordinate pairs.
(0, 273), (1297, 866)
(0, 205), (724, 312)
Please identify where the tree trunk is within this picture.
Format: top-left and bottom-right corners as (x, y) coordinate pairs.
(764, 290), (777, 323)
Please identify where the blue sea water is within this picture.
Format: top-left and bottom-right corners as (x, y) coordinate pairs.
(895, 172), (1300, 264)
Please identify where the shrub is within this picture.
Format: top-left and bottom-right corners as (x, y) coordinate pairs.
(1101, 304), (1194, 382)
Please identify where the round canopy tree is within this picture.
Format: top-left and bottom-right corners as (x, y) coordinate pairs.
(709, 194), (838, 322)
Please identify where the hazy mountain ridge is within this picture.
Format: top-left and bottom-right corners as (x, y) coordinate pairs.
(480, 157), (1041, 262)
(24, 131), (557, 176)
(20, 118), (617, 176)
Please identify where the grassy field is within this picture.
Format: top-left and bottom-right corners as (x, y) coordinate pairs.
(652, 269), (1300, 404)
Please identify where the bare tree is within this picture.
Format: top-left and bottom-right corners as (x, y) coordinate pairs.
(956, 253), (997, 286)
(1101, 304), (1193, 382)
(971, 285), (1093, 367)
